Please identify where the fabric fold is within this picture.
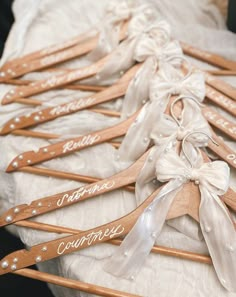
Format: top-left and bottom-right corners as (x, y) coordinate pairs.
(105, 149), (236, 292)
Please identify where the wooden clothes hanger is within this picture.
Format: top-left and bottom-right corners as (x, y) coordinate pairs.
(0, 61), (235, 142)
(0, 183), (222, 273)
(2, 61), (236, 106)
(180, 41), (236, 71)
(0, 21), (129, 83)
(0, 151), (234, 294)
(1, 96), (236, 229)
(0, 97), (234, 292)
(2, 38), (236, 105)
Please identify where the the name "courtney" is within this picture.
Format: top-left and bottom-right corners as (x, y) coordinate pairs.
(49, 97), (95, 116)
(57, 181), (115, 207)
(57, 224), (125, 255)
(62, 134), (101, 153)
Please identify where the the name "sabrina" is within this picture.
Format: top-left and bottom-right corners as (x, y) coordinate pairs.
(57, 181), (115, 207)
(62, 134), (101, 153)
(57, 224), (125, 255)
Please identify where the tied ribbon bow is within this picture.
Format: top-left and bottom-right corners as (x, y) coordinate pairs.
(92, 5), (160, 82)
(105, 151), (236, 292)
(105, 0), (132, 23)
(118, 91), (209, 163)
(150, 69), (206, 102)
(121, 38), (183, 118)
(134, 102), (211, 204)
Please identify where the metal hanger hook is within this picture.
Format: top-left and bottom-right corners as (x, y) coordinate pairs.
(182, 131), (219, 168)
(170, 95), (205, 127)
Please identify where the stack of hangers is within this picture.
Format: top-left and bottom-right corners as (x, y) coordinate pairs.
(0, 1), (235, 296)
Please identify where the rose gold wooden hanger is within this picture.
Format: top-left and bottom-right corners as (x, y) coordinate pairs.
(1, 101), (235, 231)
(4, 101), (236, 172)
(0, 28), (97, 72)
(0, 137), (231, 295)
(0, 174), (233, 275)
(180, 41), (236, 71)
(4, 91), (236, 196)
(13, 268), (141, 297)
(1, 93), (235, 143)
(0, 19), (129, 82)
(0, 62), (235, 144)
(2, 50), (236, 105)
(206, 70), (236, 76)
(0, 64), (140, 134)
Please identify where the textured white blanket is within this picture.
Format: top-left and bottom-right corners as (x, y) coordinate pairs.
(0, 1), (236, 296)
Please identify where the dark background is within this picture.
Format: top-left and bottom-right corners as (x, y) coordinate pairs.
(0, 0), (235, 296)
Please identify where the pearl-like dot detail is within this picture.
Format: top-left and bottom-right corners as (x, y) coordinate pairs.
(11, 264), (17, 271)
(204, 225), (211, 233)
(27, 160), (32, 164)
(0, 72), (5, 77)
(194, 180), (200, 185)
(226, 244), (234, 252)
(13, 258), (18, 263)
(124, 251), (128, 257)
(38, 202), (43, 207)
(14, 117), (20, 123)
(19, 92), (24, 96)
(43, 148), (48, 153)
(5, 216), (12, 223)
(12, 161), (18, 168)
(35, 256), (42, 263)
(41, 246), (47, 252)
(221, 279), (226, 285)
(143, 137), (148, 143)
(10, 124), (15, 129)
(14, 208), (20, 214)
(34, 115), (40, 121)
(1, 261), (9, 269)
(18, 155), (23, 160)
(32, 209), (37, 215)
(142, 100), (146, 104)
(151, 232), (156, 238)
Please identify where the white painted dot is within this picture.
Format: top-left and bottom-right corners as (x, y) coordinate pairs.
(5, 216), (12, 223)
(12, 161), (18, 168)
(1, 261), (9, 269)
(14, 208), (20, 214)
(11, 264), (17, 271)
(35, 256), (42, 263)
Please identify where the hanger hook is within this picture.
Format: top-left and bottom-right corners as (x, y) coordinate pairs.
(182, 131), (219, 168)
(170, 95), (205, 127)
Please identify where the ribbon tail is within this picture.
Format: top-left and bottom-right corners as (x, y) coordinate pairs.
(97, 37), (138, 82)
(135, 147), (160, 205)
(87, 22), (121, 62)
(118, 100), (161, 162)
(121, 57), (157, 119)
(199, 187), (236, 292)
(104, 180), (182, 279)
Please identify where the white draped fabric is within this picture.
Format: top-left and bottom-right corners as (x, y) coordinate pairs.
(0, 1), (236, 297)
